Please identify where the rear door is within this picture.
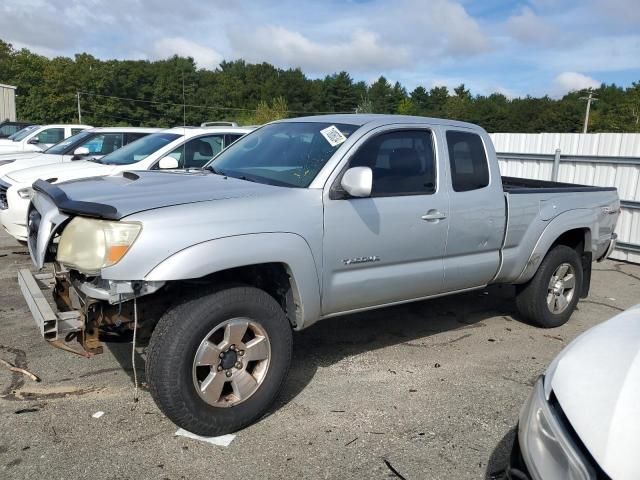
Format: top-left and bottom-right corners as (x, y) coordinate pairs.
(442, 129), (505, 291)
(321, 126), (449, 315)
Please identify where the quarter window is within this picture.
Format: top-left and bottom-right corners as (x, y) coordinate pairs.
(347, 130), (436, 196)
(446, 131), (489, 192)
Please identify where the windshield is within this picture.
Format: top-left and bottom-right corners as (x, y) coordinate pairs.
(45, 130), (94, 154)
(9, 125), (39, 142)
(207, 122), (359, 187)
(98, 132), (181, 165)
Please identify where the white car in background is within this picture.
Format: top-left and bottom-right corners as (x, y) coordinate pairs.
(0, 124), (92, 154)
(0, 127), (160, 177)
(0, 126), (252, 241)
(510, 304), (640, 480)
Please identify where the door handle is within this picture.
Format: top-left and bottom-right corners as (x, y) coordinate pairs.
(421, 210), (447, 221)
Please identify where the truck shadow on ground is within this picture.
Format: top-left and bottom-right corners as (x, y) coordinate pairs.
(106, 283), (520, 472)
(107, 284), (520, 398)
(276, 283), (519, 408)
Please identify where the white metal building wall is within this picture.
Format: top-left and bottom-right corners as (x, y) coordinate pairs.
(490, 133), (640, 264)
(0, 84), (17, 122)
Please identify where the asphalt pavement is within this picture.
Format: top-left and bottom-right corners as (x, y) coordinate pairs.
(1, 228), (638, 479)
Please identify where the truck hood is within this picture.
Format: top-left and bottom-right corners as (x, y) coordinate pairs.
(6, 159), (112, 185)
(549, 304), (640, 480)
(36, 170), (280, 219)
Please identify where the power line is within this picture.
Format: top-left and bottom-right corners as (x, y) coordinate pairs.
(80, 108), (155, 124)
(77, 91), (354, 115)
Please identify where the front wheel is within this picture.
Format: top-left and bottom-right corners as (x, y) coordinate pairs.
(146, 286), (292, 436)
(515, 245), (583, 328)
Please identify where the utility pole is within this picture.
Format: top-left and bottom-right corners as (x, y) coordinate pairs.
(579, 90), (597, 134)
(77, 91), (82, 123)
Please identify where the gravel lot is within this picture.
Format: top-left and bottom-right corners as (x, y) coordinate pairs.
(0, 227), (638, 480)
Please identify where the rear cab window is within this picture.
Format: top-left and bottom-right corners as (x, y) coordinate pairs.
(446, 130), (489, 192)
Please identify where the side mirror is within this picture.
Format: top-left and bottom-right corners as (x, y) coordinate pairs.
(28, 137), (39, 144)
(73, 146), (90, 157)
(340, 167), (372, 198)
(158, 156), (179, 169)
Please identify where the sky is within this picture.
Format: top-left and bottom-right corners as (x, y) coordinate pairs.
(1, 0), (639, 98)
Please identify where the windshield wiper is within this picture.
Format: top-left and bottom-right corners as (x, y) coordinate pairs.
(205, 165), (226, 176)
(237, 175), (257, 183)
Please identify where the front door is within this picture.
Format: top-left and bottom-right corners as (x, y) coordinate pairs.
(321, 128), (449, 315)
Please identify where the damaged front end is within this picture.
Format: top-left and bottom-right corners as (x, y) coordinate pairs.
(20, 181), (166, 357)
(19, 264), (165, 357)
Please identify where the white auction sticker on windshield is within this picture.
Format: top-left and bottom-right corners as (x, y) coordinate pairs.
(320, 125), (347, 147)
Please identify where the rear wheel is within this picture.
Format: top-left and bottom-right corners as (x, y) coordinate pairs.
(515, 245), (583, 328)
(146, 286), (292, 436)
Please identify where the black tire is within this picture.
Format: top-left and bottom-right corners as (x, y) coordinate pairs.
(515, 245), (583, 328)
(146, 286), (292, 436)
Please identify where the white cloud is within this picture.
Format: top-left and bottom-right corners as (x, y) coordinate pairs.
(367, 0), (491, 57)
(227, 26), (409, 73)
(592, 0), (640, 27)
(552, 72), (600, 96)
(506, 7), (558, 45)
(153, 37), (223, 70)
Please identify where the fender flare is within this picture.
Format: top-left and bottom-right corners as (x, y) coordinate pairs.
(144, 232), (322, 329)
(516, 209), (594, 284)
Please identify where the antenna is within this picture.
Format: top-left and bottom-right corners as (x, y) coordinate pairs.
(579, 89), (598, 134)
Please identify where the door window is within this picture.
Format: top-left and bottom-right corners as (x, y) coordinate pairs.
(36, 128), (64, 144)
(167, 135), (224, 168)
(80, 133), (124, 155)
(347, 130), (436, 196)
(0, 124), (21, 136)
(446, 131), (489, 192)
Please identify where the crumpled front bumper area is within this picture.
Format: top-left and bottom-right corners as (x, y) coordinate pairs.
(19, 266), (168, 357)
(18, 268), (93, 356)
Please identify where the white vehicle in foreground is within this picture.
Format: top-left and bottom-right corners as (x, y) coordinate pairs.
(0, 127), (160, 177)
(0, 126), (251, 241)
(510, 304), (640, 480)
(0, 124), (92, 154)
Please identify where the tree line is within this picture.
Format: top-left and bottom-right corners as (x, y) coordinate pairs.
(1, 39), (639, 132)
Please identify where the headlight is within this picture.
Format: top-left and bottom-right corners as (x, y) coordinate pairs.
(57, 217), (142, 273)
(518, 377), (595, 480)
(17, 187), (34, 199)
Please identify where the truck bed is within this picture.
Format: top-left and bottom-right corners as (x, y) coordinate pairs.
(502, 176), (617, 194)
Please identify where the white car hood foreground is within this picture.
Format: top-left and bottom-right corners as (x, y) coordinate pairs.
(0, 151), (42, 161)
(549, 304), (640, 480)
(5, 159), (113, 185)
(0, 153), (62, 177)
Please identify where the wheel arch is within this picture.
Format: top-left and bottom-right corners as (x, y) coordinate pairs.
(516, 209), (594, 285)
(144, 233), (322, 329)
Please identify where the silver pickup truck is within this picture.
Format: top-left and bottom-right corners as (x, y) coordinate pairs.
(20, 114), (619, 435)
